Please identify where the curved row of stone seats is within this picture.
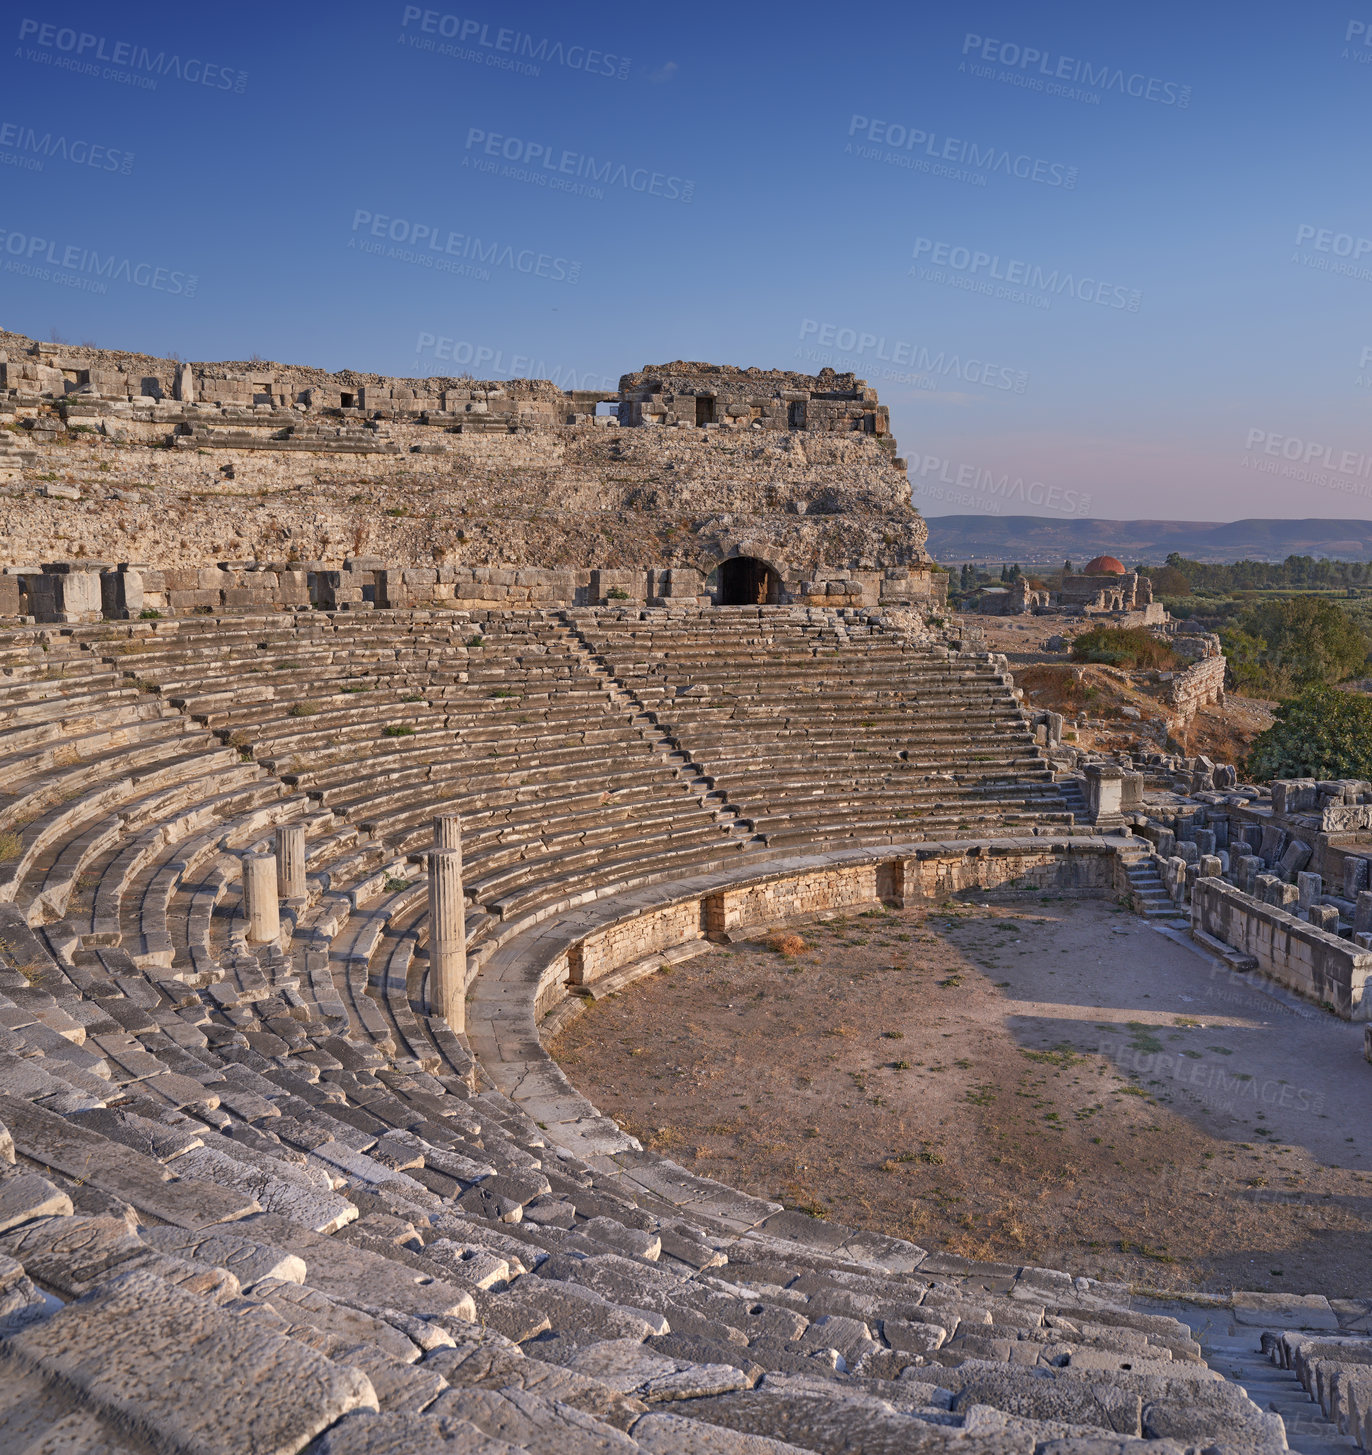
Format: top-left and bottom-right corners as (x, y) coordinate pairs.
(87, 613), (765, 940)
(0, 904), (1284, 1455)
(570, 609), (1071, 846)
(0, 631), (292, 943)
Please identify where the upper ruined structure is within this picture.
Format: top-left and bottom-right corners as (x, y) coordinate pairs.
(0, 337), (886, 436)
(0, 331), (941, 615)
(617, 362), (889, 435)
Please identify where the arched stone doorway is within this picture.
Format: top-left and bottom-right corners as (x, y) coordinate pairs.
(718, 556), (781, 605)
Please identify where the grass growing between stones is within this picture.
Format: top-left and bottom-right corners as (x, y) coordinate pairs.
(550, 899), (1372, 1296)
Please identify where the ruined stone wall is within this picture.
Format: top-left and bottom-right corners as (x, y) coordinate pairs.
(571, 901), (705, 987)
(618, 362), (887, 436)
(0, 333), (936, 607)
(1192, 877), (1372, 1019)
(0, 329), (575, 412)
(704, 864), (886, 940)
(1166, 653), (1226, 717)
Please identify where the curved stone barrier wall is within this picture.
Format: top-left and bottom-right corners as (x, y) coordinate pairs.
(467, 836), (1133, 1168)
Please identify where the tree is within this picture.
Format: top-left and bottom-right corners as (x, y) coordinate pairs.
(1247, 686), (1372, 780)
(1148, 564), (1191, 596)
(1222, 596), (1370, 696)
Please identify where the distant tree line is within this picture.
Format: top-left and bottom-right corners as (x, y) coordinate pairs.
(1153, 553), (1372, 592)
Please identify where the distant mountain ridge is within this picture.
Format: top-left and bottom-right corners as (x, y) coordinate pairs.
(923, 516), (1372, 565)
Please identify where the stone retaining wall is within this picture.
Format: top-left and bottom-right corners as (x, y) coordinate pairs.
(1192, 877), (1372, 1019)
(555, 840), (1124, 996)
(900, 840), (1120, 901)
(5, 557), (949, 622)
(1, 332), (941, 597)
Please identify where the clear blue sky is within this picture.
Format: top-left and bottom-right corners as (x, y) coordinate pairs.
(3, 0), (1371, 521)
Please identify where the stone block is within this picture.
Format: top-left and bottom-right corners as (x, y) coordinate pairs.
(1233, 1291), (1339, 1330)
(1083, 763), (1124, 823)
(1279, 840), (1314, 879)
(1237, 856), (1262, 895)
(1298, 873), (1323, 910)
(1259, 825), (1288, 865)
(591, 568), (647, 603)
(1344, 855), (1371, 902)
(2, 1268), (378, 1451)
(1356, 892), (1372, 937)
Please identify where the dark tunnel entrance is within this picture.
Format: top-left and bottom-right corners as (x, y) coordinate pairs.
(718, 556), (781, 605)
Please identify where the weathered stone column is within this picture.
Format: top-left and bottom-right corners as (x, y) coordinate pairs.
(276, 823), (306, 900)
(242, 853), (280, 943)
(434, 813), (462, 852)
(428, 847), (466, 1032)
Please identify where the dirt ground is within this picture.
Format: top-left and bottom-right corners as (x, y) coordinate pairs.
(550, 898), (1372, 1297)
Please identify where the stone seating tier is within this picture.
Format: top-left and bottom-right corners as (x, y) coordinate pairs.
(0, 605), (1309, 1454)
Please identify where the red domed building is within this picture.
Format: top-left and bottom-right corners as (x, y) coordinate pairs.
(1058, 554), (1155, 616)
(1082, 555), (1126, 575)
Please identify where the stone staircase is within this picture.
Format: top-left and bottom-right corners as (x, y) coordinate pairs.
(1219, 1339), (1358, 1455)
(1118, 843), (1183, 920)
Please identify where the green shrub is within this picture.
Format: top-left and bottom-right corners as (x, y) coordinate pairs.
(383, 724), (415, 737)
(138, 608), (162, 619)
(1070, 628), (1179, 670)
(1247, 685), (1372, 780)
(287, 702), (321, 717)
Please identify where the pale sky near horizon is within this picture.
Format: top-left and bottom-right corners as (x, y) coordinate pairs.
(2, 0), (1371, 522)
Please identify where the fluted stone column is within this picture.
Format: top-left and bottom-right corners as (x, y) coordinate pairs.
(428, 847), (466, 1032)
(434, 813), (462, 852)
(276, 823), (306, 900)
(243, 853), (280, 943)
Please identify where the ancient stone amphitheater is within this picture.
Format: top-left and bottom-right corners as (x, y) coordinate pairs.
(0, 336), (1358, 1453)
